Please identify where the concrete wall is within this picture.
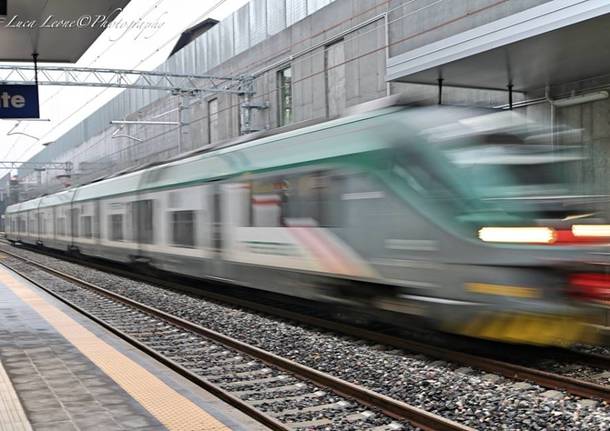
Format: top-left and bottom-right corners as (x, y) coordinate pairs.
(517, 73), (610, 214)
(388, 0), (552, 57)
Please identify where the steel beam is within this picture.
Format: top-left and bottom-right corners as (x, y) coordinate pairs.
(0, 65), (255, 95)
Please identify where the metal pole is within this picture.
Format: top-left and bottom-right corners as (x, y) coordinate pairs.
(178, 93), (192, 154)
(178, 98), (184, 154)
(32, 52), (39, 85)
(508, 84), (513, 110)
(545, 86), (555, 152)
(438, 78), (443, 105)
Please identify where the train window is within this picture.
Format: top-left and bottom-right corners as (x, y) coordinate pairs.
(130, 200), (154, 244)
(170, 210), (196, 248)
(81, 216), (93, 238)
(250, 179), (281, 227)
(109, 214), (124, 241)
(395, 147), (473, 217)
(250, 172), (341, 228)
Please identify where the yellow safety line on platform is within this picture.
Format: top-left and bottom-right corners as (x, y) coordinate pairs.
(0, 361), (33, 431)
(0, 269), (231, 431)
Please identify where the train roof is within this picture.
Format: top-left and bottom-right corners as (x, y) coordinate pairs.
(60, 107), (407, 207)
(6, 104), (538, 212)
(7, 106), (405, 212)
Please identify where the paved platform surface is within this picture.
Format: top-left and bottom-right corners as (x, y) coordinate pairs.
(0, 264), (269, 431)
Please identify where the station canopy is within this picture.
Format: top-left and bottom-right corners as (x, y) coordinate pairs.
(386, 0), (610, 92)
(0, 0), (131, 63)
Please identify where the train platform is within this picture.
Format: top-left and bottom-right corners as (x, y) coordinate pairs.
(0, 264), (268, 431)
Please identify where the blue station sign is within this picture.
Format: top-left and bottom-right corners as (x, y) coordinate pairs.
(0, 85), (40, 119)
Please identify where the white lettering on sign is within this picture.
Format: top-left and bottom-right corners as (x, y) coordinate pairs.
(0, 92), (26, 109)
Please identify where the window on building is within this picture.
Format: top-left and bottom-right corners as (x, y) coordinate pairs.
(109, 214), (124, 241)
(208, 98), (219, 144)
(278, 67), (292, 126)
(170, 210), (196, 248)
(81, 216), (93, 238)
(325, 40), (346, 117)
(130, 200), (154, 244)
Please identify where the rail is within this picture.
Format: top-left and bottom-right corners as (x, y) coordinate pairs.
(0, 248), (473, 431)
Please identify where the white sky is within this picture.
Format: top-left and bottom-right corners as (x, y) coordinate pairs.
(0, 0), (249, 165)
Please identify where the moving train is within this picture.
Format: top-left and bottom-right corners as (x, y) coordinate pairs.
(6, 102), (610, 346)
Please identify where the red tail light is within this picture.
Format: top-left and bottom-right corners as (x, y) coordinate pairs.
(555, 230), (610, 245)
(569, 273), (610, 300)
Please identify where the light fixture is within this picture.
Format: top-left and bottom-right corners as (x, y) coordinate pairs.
(478, 227), (556, 244)
(553, 91), (609, 108)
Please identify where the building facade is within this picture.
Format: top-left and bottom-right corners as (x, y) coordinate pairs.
(6, 0), (610, 212)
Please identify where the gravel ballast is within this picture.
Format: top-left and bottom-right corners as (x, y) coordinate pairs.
(2, 245), (610, 430)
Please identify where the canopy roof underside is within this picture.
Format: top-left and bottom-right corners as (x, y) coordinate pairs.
(386, 0), (610, 92)
(0, 0), (130, 63)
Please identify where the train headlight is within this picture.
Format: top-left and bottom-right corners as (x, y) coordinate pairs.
(572, 225), (610, 238)
(478, 227), (556, 244)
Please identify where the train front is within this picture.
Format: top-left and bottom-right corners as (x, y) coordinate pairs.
(393, 107), (609, 346)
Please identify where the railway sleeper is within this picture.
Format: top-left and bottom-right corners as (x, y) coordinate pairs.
(246, 391), (327, 406)
(271, 400), (351, 417)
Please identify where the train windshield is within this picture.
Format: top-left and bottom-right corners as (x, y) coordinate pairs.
(400, 110), (589, 227)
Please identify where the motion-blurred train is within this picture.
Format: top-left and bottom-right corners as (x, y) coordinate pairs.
(6, 101), (610, 346)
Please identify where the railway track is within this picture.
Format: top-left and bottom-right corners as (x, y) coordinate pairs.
(5, 244), (608, 404)
(3, 242), (610, 405)
(0, 249), (473, 431)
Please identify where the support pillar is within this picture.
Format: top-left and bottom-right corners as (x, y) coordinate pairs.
(437, 78), (443, 105)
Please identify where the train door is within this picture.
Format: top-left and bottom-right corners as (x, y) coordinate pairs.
(36, 210), (41, 244)
(70, 206), (79, 250)
(94, 200), (101, 245)
(212, 184), (222, 255)
(52, 206), (57, 242)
